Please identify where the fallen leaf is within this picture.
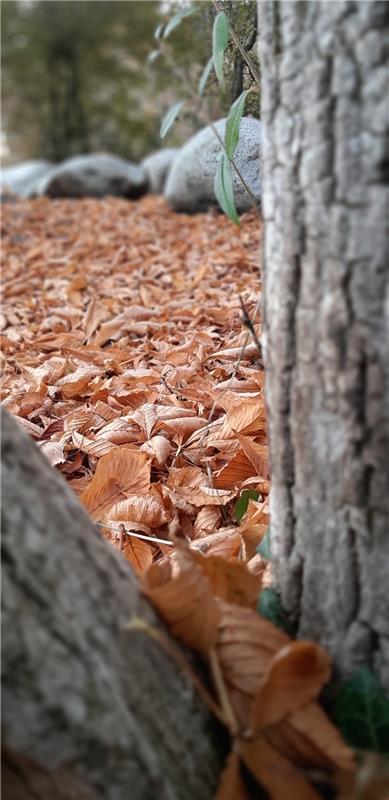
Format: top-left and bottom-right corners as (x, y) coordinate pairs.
(215, 749), (250, 800)
(238, 737), (322, 800)
(232, 430), (269, 479)
(121, 534), (154, 576)
(191, 528), (242, 559)
(143, 548), (220, 654)
(192, 551), (262, 608)
(106, 494), (171, 528)
(250, 641), (332, 732)
(80, 448), (150, 521)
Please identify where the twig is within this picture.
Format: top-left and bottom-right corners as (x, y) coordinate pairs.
(209, 646), (239, 736)
(98, 523), (174, 548)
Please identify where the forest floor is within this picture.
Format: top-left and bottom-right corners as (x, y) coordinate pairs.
(1, 195), (269, 566)
(1, 196), (357, 798)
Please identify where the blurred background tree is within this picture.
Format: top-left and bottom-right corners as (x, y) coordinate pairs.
(1, 0), (258, 165)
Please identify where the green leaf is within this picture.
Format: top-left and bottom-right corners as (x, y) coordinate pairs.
(214, 153), (239, 225)
(234, 489), (260, 522)
(163, 5), (197, 39)
(257, 588), (292, 635)
(160, 101), (183, 139)
(257, 527), (271, 560)
(198, 56), (214, 97)
(225, 89), (249, 159)
(212, 11), (229, 86)
(154, 22), (165, 41)
(333, 668), (389, 757)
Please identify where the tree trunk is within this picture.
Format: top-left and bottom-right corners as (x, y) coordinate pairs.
(1, 408), (224, 799)
(259, 1), (389, 691)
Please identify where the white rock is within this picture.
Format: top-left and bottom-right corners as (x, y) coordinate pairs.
(0, 161), (53, 198)
(142, 148), (180, 194)
(38, 153), (147, 198)
(165, 117), (261, 213)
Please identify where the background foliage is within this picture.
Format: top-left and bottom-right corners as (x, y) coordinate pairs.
(1, 0), (258, 165)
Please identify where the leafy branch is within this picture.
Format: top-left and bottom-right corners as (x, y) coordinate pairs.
(152, 2), (261, 223)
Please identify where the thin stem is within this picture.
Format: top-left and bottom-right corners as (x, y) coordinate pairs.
(99, 523), (174, 548)
(208, 121), (260, 213)
(209, 646), (239, 736)
(212, 0), (261, 88)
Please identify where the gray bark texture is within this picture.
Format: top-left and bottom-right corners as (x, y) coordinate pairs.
(259, 1), (389, 691)
(1, 408), (224, 800)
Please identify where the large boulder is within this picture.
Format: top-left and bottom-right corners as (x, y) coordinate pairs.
(142, 148), (180, 194)
(165, 117), (261, 213)
(0, 160), (53, 199)
(39, 153), (147, 199)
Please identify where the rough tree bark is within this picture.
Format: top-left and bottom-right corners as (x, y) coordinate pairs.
(1, 409), (224, 800)
(259, 1), (389, 690)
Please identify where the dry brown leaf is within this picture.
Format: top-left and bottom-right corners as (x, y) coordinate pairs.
(232, 430), (269, 479)
(143, 549), (220, 654)
(240, 524), (268, 560)
(250, 641), (332, 733)
(191, 528), (242, 559)
(207, 342), (260, 361)
(192, 506), (221, 538)
(214, 450), (256, 489)
(216, 601), (290, 696)
(192, 551), (262, 608)
(72, 430), (117, 458)
(83, 297), (110, 340)
(246, 553), (268, 580)
(240, 497), (269, 528)
(139, 435), (172, 466)
(238, 737), (322, 800)
(220, 399), (266, 438)
(169, 466), (235, 507)
(129, 403), (158, 438)
(106, 494), (171, 528)
(80, 448), (150, 521)
(215, 750), (250, 800)
(157, 415), (208, 443)
(121, 534), (154, 576)
(286, 704), (356, 771)
(56, 365), (102, 398)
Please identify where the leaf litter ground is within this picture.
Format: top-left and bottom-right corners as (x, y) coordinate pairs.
(1, 196), (360, 798)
